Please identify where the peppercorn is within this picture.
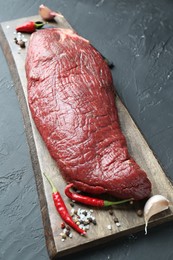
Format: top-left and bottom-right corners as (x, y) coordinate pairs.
(65, 230), (71, 237)
(136, 209), (143, 217)
(109, 209), (114, 216)
(18, 40), (26, 48)
(113, 217), (119, 223)
(70, 202), (74, 207)
(92, 219), (97, 225)
(61, 222), (66, 229)
(61, 233), (67, 239)
(66, 225), (70, 231)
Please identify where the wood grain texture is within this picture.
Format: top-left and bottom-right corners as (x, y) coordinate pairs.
(0, 15), (173, 259)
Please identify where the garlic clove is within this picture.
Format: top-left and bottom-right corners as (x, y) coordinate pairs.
(144, 194), (170, 235)
(39, 4), (57, 21)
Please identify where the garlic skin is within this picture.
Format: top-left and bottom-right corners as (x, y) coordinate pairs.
(144, 195), (170, 235)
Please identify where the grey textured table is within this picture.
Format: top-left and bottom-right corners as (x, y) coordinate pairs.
(0, 1), (173, 259)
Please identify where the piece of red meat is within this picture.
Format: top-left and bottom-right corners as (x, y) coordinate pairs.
(25, 28), (151, 200)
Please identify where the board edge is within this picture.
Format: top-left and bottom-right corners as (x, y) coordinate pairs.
(0, 23), (57, 260)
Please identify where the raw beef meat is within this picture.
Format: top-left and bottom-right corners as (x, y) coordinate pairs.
(25, 28), (151, 200)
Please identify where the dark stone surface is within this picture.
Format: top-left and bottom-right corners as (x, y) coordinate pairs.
(0, 0), (173, 259)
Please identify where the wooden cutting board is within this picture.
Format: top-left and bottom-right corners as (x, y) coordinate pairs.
(0, 14), (173, 259)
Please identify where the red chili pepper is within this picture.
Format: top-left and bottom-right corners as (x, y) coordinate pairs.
(65, 183), (133, 207)
(16, 21), (44, 33)
(43, 173), (86, 236)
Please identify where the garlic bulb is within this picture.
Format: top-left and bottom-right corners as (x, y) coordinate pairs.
(144, 195), (170, 235)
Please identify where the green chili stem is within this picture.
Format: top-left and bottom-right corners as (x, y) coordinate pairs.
(104, 198), (133, 206)
(35, 21), (44, 29)
(43, 172), (57, 193)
